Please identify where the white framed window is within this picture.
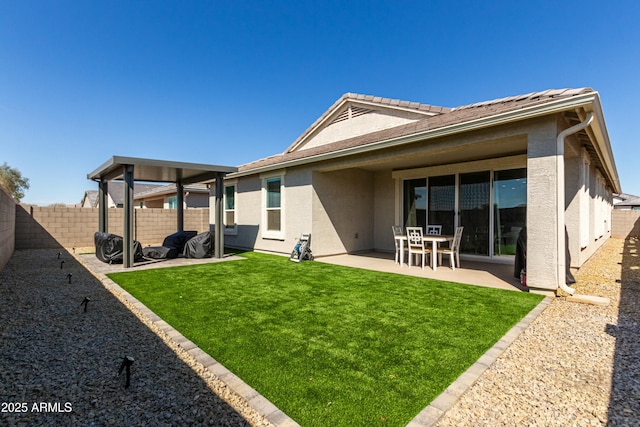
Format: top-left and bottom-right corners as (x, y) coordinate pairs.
(224, 183), (237, 235)
(261, 172), (285, 239)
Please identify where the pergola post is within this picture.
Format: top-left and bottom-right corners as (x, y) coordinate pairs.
(214, 172), (225, 258)
(177, 181), (184, 232)
(98, 179), (108, 232)
(123, 164), (135, 268)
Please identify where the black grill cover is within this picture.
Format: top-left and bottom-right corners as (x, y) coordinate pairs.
(94, 232), (143, 264)
(183, 231), (213, 259)
(142, 246), (179, 259)
(162, 230), (197, 253)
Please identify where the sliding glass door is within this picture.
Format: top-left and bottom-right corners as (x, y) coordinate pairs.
(459, 171), (490, 256)
(401, 168), (526, 258)
(493, 169), (527, 256)
(403, 178), (426, 231)
(428, 175), (455, 235)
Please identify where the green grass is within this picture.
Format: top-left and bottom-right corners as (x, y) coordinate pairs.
(108, 252), (543, 426)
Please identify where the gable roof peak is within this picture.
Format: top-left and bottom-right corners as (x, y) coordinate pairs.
(285, 92), (452, 153)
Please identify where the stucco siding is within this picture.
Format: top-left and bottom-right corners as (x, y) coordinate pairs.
(373, 170), (396, 252)
(300, 110), (423, 151)
(224, 168), (313, 254)
(526, 118), (560, 291)
(312, 169), (374, 256)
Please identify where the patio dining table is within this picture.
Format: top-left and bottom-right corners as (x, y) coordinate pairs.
(395, 234), (454, 271)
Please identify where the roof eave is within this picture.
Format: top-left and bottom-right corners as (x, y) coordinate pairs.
(229, 92), (606, 179)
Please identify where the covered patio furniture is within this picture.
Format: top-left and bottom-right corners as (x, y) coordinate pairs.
(94, 232), (144, 264)
(406, 227), (432, 269)
(142, 230), (198, 259)
(183, 231), (214, 259)
(438, 226), (464, 270)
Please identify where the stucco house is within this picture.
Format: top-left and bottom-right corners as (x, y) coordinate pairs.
(217, 88), (620, 294)
(81, 182), (163, 208)
(134, 183), (209, 209)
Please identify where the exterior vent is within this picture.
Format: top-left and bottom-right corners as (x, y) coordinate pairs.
(330, 105), (375, 125)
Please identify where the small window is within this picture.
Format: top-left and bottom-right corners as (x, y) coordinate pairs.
(266, 177), (281, 231)
(262, 174), (285, 239)
(168, 196), (177, 209)
(224, 185), (236, 229)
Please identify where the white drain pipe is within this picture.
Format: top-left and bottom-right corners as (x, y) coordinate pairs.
(556, 112), (594, 295)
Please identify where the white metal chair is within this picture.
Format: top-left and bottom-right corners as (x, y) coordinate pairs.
(406, 226), (431, 269)
(439, 226), (464, 270)
(392, 225), (405, 265)
(426, 225), (442, 235)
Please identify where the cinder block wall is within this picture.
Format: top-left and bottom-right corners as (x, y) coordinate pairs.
(15, 206), (211, 249)
(0, 188), (16, 270)
(612, 210), (640, 239)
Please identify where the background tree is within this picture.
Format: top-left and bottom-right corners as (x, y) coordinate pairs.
(0, 162), (30, 202)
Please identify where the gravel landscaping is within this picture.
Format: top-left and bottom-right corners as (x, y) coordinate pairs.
(436, 237), (639, 426)
(1, 238), (638, 426)
(0, 249), (273, 427)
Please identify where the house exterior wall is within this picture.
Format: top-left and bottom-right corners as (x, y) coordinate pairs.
(312, 169), (374, 256)
(565, 146), (613, 269)
(525, 118), (560, 291)
(373, 170), (396, 252)
(0, 187), (16, 271)
(186, 193), (209, 208)
(222, 168), (313, 254)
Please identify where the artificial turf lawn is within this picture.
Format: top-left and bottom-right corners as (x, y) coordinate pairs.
(108, 252), (544, 426)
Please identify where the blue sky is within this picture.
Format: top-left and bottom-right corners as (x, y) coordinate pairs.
(2, 1), (639, 205)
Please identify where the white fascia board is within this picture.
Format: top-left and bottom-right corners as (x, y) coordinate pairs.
(229, 93), (600, 180)
(587, 94), (621, 193)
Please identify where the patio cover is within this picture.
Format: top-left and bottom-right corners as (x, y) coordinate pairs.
(88, 156), (237, 267)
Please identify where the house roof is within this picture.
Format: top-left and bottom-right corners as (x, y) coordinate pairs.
(107, 182), (164, 206)
(615, 195), (640, 207)
(134, 183), (209, 200)
(81, 190), (98, 207)
(233, 88), (621, 193)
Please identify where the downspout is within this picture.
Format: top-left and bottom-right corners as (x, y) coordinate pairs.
(556, 112), (593, 295)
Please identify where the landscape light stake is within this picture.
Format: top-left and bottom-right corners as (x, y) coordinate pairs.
(80, 297), (90, 312)
(117, 356), (135, 388)
(57, 252), (61, 259)
(60, 260), (65, 269)
(67, 273), (73, 284)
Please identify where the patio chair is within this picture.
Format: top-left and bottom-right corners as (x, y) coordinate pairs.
(391, 225), (406, 265)
(406, 226), (431, 269)
(426, 225), (442, 235)
(438, 226), (464, 270)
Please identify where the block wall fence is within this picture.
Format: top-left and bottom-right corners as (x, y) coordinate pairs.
(14, 206), (211, 250)
(0, 188), (16, 271)
(611, 210), (640, 239)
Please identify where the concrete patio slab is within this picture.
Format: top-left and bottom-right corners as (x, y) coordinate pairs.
(316, 251), (525, 292)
